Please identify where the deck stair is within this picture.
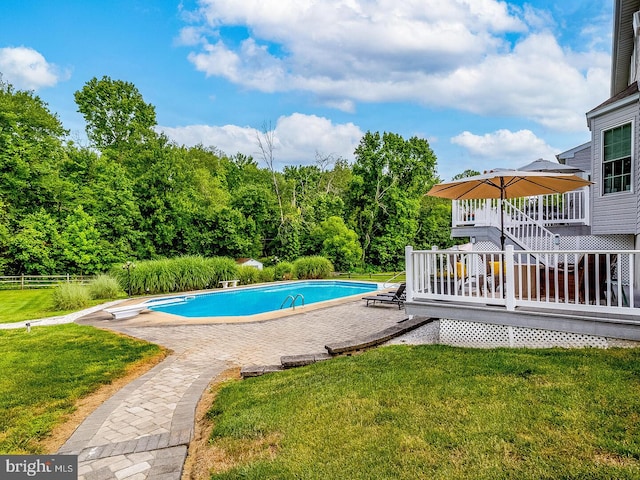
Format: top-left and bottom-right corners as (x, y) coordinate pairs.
(240, 316), (436, 378)
(502, 199), (556, 254)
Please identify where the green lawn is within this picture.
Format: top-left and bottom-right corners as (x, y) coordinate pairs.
(0, 323), (162, 453)
(207, 345), (640, 479)
(0, 289), (106, 324)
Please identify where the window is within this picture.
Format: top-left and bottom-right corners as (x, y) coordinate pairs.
(603, 123), (632, 194)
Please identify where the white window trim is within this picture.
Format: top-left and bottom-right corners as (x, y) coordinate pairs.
(600, 119), (635, 197)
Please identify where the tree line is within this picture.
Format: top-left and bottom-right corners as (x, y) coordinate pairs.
(0, 75), (455, 275)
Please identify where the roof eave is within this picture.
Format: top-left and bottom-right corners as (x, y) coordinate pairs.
(586, 91), (639, 122)
(611, 0), (640, 96)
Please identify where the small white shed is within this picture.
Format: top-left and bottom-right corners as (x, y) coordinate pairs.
(236, 257), (264, 270)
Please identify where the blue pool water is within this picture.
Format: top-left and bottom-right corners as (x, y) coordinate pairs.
(148, 280), (378, 317)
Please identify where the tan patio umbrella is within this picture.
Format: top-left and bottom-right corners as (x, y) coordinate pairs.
(427, 170), (592, 251)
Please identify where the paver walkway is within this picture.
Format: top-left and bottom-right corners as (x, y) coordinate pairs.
(57, 301), (406, 479)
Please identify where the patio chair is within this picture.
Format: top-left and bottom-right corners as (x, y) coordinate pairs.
(540, 254), (586, 302)
(363, 284), (406, 309)
(459, 254), (501, 297)
(599, 254), (628, 306)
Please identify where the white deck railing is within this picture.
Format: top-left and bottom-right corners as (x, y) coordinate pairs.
(452, 188), (590, 228)
(405, 246), (635, 314)
(502, 199), (556, 252)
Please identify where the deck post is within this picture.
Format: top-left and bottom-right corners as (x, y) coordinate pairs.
(583, 187), (590, 226)
(405, 246), (414, 302)
(505, 245), (516, 311)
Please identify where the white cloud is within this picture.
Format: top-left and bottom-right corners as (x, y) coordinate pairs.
(0, 46), (67, 90)
(181, 0), (610, 132)
(421, 33), (610, 131)
(158, 113), (363, 168)
(451, 129), (558, 168)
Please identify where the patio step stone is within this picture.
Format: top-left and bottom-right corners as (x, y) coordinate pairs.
(240, 364), (283, 378)
(241, 316), (437, 378)
(281, 353), (332, 368)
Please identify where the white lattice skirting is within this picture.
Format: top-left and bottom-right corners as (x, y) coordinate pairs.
(390, 319), (640, 349)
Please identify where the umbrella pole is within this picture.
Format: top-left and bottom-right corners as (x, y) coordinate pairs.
(500, 179), (506, 299)
(500, 178), (505, 252)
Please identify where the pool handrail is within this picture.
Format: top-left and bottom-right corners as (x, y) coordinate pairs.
(280, 293), (305, 310)
(383, 271), (405, 289)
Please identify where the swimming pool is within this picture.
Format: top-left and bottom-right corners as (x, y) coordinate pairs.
(147, 280), (379, 318)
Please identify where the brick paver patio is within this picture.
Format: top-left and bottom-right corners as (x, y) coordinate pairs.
(57, 301), (406, 479)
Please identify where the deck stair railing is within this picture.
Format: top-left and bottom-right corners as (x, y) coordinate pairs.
(452, 197), (557, 257)
(280, 294), (305, 310)
(502, 199), (557, 253)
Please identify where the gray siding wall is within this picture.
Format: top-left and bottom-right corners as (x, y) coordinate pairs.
(566, 145), (591, 173)
(589, 101), (639, 235)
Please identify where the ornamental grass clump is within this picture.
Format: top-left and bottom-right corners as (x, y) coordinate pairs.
(274, 261), (294, 280)
(207, 257), (239, 286)
(52, 283), (90, 310)
(237, 266), (260, 285)
(129, 259), (177, 295)
(292, 256), (333, 279)
(88, 274), (123, 299)
(109, 259), (177, 295)
(110, 256), (240, 295)
(258, 266), (276, 283)
(174, 256), (216, 291)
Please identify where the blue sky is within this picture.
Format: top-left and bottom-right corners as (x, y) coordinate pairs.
(1, 0), (613, 180)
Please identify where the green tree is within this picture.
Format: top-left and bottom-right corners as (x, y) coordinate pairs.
(347, 131), (438, 269)
(202, 207), (258, 258)
(415, 196), (455, 249)
(61, 146), (142, 259)
(310, 216), (362, 271)
(0, 200), (11, 273)
(451, 169), (481, 181)
(60, 205), (113, 274)
(9, 210), (62, 274)
(0, 79), (69, 217)
(74, 76), (157, 153)
(231, 184), (278, 253)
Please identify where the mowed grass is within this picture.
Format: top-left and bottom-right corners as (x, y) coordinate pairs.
(0, 323), (163, 453)
(207, 345), (640, 479)
(0, 289), (106, 323)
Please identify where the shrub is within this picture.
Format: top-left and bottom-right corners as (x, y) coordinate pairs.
(114, 259), (177, 295)
(237, 266), (260, 285)
(293, 256), (334, 279)
(174, 256), (216, 291)
(109, 256), (241, 295)
(207, 257), (239, 286)
(52, 283), (90, 310)
(88, 274), (123, 299)
(274, 261), (294, 280)
(258, 266), (276, 283)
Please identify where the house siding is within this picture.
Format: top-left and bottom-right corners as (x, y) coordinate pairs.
(589, 101), (639, 235)
(567, 146), (592, 174)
